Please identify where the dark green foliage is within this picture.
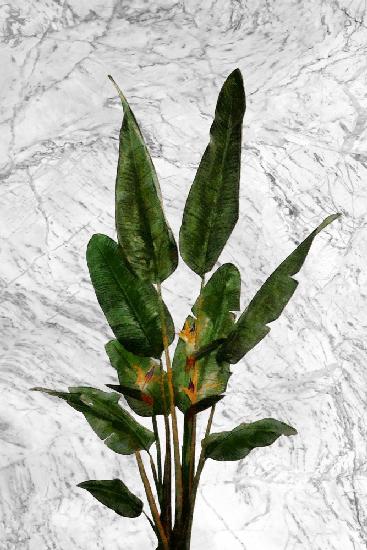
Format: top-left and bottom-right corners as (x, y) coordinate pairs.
(110, 75), (178, 283)
(32, 386), (155, 454)
(33, 69), (341, 550)
(86, 234), (174, 358)
(105, 339), (169, 416)
(78, 479), (143, 517)
(203, 418), (297, 461)
(179, 69), (246, 275)
(217, 214), (341, 364)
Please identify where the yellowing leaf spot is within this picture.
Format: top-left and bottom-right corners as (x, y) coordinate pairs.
(181, 378), (197, 403)
(133, 364), (147, 389)
(179, 319), (196, 346)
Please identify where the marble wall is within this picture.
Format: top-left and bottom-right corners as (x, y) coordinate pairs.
(1, 1), (366, 548)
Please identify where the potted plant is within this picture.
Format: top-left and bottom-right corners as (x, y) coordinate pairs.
(33, 69), (340, 549)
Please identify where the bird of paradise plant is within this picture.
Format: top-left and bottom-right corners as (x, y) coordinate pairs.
(32, 69), (340, 549)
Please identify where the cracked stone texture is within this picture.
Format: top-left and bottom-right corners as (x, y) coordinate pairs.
(0, 1), (366, 549)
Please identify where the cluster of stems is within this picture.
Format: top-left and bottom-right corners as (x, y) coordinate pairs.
(135, 277), (211, 549)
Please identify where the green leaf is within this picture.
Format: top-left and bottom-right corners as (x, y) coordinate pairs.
(203, 418), (297, 461)
(179, 69), (246, 275)
(217, 214), (341, 364)
(78, 479), (143, 518)
(172, 264), (240, 412)
(105, 339), (169, 417)
(109, 75), (178, 283)
(32, 386), (155, 454)
(86, 234), (174, 358)
(187, 394), (224, 416)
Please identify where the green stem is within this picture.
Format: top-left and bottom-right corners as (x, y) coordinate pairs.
(153, 416), (163, 486)
(176, 275), (205, 545)
(181, 411), (196, 526)
(156, 282), (183, 526)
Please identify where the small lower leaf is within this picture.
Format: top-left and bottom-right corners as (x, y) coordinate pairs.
(203, 418), (297, 461)
(78, 479), (143, 518)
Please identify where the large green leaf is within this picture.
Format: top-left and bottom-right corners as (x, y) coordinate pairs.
(109, 75), (178, 283)
(217, 214), (341, 364)
(78, 479), (143, 518)
(203, 418), (297, 461)
(32, 387), (155, 454)
(179, 69), (246, 275)
(86, 234), (174, 358)
(172, 264), (241, 412)
(105, 339), (169, 417)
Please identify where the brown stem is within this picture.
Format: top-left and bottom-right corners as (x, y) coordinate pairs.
(152, 416), (163, 486)
(159, 359), (172, 534)
(188, 276), (205, 499)
(148, 451), (160, 498)
(156, 282), (183, 525)
(135, 451), (169, 550)
(186, 404), (216, 541)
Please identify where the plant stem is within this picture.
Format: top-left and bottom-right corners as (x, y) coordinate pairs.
(176, 275), (206, 547)
(187, 404), (216, 539)
(152, 415), (163, 486)
(159, 358), (172, 535)
(136, 451), (169, 550)
(156, 282), (183, 525)
(148, 450), (160, 499)
(187, 276), (205, 499)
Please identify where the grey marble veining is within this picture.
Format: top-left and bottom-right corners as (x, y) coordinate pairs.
(1, 1), (366, 548)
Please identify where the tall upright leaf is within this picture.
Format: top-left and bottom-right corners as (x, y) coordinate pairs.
(33, 387), (155, 454)
(217, 214), (341, 364)
(105, 339), (169, 417)
(179, 69), (246, 275)
(78, 479), (143, 518)
(173, 264), (240, 412)
(109, 75), (178, 283)
(86, 234), (174, 358)
(203, 418), (297, 461)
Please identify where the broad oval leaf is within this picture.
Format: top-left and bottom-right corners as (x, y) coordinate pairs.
(217, 214), (341, 364)
(105, 339), (169, 417)
(78, 479), (143, 518)
(109, 75), (178, 283)
(173, 264), (240, 412)
(32, 386), (155, 455)
(179, 69), (246, 275)
(203, 418), (297, 461)
(86, 234), (174, 358)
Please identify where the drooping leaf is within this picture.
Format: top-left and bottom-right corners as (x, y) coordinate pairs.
(86, 234), (174, 358)
(173, 264), (241, 412)
(187, 394), (224, 416)
(109, 75), (178, 283)
(78, 479), (143, 518)
(32, 386), (155, 454)
(217, 214), (341, 364)
(179, 69), (246, 275)
(105, 339), (169, 417)
(203, 418), (297, 461)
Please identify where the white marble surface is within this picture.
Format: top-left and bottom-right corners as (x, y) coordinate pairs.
(1, 1), (366, 548)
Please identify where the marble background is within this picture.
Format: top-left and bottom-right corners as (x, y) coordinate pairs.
(1, 1), (366, 548)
